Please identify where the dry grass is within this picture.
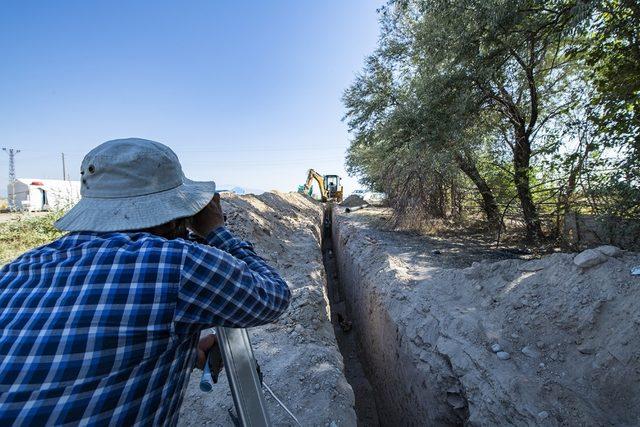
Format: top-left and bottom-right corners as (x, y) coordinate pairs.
(0, 198), (7, 212)
(0, 212), (65, 265)
(356, 207), (561, 256)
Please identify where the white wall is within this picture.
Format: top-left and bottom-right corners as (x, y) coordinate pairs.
(7, 179), (80, 211)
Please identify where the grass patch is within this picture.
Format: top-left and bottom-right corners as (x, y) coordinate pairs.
(0, 213), (65, 265)
(0, 199), (7, 211)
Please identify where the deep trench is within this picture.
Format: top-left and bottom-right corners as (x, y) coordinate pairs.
(321, 205), (470, 426)
(321, 205), (380, 427)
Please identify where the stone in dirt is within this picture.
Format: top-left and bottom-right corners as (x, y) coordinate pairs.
(521, 345), (540, 358)
(496, 351), (511, 360)
(573, 249), (607, 268)
(490, 343), (501, 353)
(596, 245), (622, 257)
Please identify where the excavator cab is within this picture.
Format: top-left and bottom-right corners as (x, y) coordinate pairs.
(324, 175), (342, 200)
(299, 169), (344, 202)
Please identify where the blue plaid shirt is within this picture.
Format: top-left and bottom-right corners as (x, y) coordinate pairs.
(0, 227), (291, 426)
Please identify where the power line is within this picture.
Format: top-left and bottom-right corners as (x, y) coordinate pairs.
(2, 147), (21, 211)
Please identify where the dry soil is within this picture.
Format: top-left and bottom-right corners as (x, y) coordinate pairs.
(178, 192), (356, 426)
(333, 206), (640, 426)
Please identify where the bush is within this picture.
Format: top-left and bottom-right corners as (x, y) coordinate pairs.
(0, 213), (65, 265)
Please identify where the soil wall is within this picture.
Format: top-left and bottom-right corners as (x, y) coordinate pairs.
(332, 206), (640, 426)
(332, 209), (464, 426)
(178, 193), (356, 426)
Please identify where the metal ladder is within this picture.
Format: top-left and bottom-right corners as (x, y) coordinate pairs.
(200, 327), (301, 427)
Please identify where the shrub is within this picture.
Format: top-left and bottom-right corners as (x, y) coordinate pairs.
(0, 213), (65, 265)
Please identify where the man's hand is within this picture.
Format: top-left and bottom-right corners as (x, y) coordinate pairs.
(196, 333), (218, 370)
(190, 193), (225, 237)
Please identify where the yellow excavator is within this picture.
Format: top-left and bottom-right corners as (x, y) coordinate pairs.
(298, 169), (343, 202)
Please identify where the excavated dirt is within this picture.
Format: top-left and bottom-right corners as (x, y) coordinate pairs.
(340, 195), (367, 208)
(333, 207), (640, 426)
(176, 194), (640, 426)
(178, 192), (356, 426)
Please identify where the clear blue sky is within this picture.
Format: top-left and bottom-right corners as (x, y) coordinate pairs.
(0, 0), (382, 196)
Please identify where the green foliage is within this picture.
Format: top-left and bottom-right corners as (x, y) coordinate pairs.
(344, 0), (640, 239)
(578, 0), (640, 215)
(582, 0), (640, 148)
(0, 213), (65, 265)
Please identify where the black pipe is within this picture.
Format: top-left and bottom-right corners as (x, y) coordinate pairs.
(344, 204), (369, 213)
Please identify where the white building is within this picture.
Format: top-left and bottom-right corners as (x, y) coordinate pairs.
(7, 179), (81, 211)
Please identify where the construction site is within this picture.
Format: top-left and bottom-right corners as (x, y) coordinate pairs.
(171, 190), (639, 426)
(2, 0), (640, 425)
(1, 185), (639, 425)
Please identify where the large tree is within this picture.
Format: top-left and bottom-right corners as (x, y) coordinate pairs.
(347, 0), (589, 239)
(583, 0), (640, 152)
(343, 27), (503, 226)
(414, 0), (586, 239)
(579, 0), (640, 216)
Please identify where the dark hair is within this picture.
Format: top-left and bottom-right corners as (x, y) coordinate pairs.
(137, 217), (190, 240)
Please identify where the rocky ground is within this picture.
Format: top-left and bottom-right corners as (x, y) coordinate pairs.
(332, 206), (640, 426)
(178, 192), (356, 427)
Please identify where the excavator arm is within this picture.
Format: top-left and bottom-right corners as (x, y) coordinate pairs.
(303, 169), (329, 202)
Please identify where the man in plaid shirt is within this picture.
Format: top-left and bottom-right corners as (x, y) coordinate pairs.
(0, 138), (291, 426)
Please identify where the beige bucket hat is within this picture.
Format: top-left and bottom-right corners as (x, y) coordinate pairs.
(55, 138), (216, 232)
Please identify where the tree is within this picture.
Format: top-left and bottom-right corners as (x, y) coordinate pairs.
(346, 0), (591, 240)
(416, 0), (587, 239)
(583, 0), (639, 152)
(343, 18), (503, 227)
(579, 0), (640, 216)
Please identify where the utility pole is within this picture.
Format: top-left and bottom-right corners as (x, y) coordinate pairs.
(61, 152), (67, 181)
(2, 147), (21, 211)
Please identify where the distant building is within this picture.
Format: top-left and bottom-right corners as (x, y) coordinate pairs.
(7, 179), (81, 211)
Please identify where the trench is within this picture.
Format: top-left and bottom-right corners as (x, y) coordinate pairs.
(323, 205), (469, 426)
(321, 205), (381, 427)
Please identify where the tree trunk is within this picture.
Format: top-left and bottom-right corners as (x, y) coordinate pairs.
(512, 128), (545, 240)
(454, 152), (501, 227)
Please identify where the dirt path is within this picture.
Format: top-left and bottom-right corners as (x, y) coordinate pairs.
(341, 207), (529, 275)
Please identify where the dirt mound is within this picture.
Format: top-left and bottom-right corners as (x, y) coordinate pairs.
(333, 207), (640, 425)
(178, 192), (356, 426)
(341, 194), (367, 208)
